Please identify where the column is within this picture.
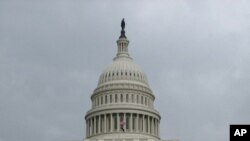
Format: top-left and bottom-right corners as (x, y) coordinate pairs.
(104, 114), (107, 133)
(117, 113), (120, 132)
(150, 117), (152, 134)
(136, 114), (139, 132)
(156, 120), (158, 136)
(88, 119), (90, 137)
(147, 116), (150, 133)
(98, 115), (101, 133)
(124, 113), (126, 132)
(151, 118), (154, 135)
(91, 118), (93, 136)
(129, 113), (132, 132)
(143, 115), (145, 133)
(89, 118), (91, 136)
(110, 113), (113, 132)
(93, 116), (96, 135)
(158, 120), (160, 136)
(86, 119), (88, 137)
(155, 119), (157, 135)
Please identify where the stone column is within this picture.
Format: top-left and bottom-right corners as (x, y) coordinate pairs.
(124, 113), (126, 132)
(104, 114), (107, 133)
(93, 116), (96, 135)
(117, 113), (120, 132)
(150, 117), (152, 134)
(98, 115), (101, 133)
(155, 119), (158, 136)
(151, 117), (154, 134)
(147, 116), (150, 134)
(110, 113), (113, 132)
(136, 114), (139, 132)
(86, 119), (88, 137)
(89, 119), (91, 136)
(156, 120), (158, 136)
(143, 115), (145, 133)
(129, 113), (132, 132)
(158, 120), (160, 136)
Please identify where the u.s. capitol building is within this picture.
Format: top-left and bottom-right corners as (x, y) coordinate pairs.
(81, 19), (177, 141)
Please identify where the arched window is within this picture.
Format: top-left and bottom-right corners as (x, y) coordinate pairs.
(137, 95), (139, 104)
(141, 96), (143, 104)
(121, 94), (123, 102)
(97, 97), (99, 106)
(126, 94), (128, 102)
(105, 95), (107, 104)
(110, 95), (112, 103)
(101, 96), (103, 105)
(132, 94), (134, 103)
(115, 94), (118, 103)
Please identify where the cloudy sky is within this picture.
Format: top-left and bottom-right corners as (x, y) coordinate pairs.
(1, 0), (250, 141)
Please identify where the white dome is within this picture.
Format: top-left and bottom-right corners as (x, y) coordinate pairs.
(85, 20), (160, 140)
(98, 57), (149, 86)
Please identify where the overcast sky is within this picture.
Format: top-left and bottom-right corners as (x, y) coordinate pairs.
(1, 0), (250, 141)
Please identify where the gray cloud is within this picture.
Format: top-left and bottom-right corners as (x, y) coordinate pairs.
(0, 0), (250, 141)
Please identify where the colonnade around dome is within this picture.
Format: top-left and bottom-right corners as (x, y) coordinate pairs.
(86, 112), (160, 138)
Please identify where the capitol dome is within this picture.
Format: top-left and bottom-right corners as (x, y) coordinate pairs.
(84, 19), (161, 141)
(97, 53), (149, 87)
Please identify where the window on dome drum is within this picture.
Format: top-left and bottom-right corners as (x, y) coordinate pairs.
(145, 97), (147, 105)
(137, 95), (139, 104)
(141, 96), (143, 104)
(131, 94), (134, 103)
(121, 94), (123, 102)
(125, 72), (127, 76)
(121, 72), (123, 75)
(101, 96), (103, 105)
(105, 95), (107, 104)
(126, 94), (128, 102)
(110, 95), (112, 103)
(115, 94), (118, 103)
(97, 97), (99, 106)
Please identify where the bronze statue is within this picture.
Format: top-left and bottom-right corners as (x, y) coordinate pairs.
(121, 18), (125, 30)
(119, 18), (126, 38)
